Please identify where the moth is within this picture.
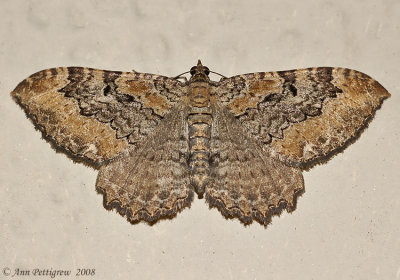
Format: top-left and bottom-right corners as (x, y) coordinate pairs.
(11, 60), (390, 226)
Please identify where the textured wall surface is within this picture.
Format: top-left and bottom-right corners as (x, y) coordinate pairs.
(1, 1), (399, 279)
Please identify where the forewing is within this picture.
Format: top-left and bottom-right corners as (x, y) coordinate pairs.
(11, 67), (185, 165)
(215, 68), (390, 166)
(207, 103), (304, 225)
(96, 105), (192, 224)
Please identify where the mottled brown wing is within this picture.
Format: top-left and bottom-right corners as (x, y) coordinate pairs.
(206, 103), (304, 225)
(215, 67), (390, 166)
(11, 67), (185, 165)
(96, 104), (192, 223)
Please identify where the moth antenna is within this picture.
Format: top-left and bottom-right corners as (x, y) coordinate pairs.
(174, 71), (190, 79)
(209, 70), (227, 78)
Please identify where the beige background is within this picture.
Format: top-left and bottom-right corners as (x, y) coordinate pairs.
(1, 1), (399, 279)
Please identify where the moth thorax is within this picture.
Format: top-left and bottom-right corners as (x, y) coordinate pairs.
(189, 83), (210, 107)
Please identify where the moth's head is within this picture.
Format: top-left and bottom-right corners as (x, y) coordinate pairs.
(189, 60), (210, 82)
